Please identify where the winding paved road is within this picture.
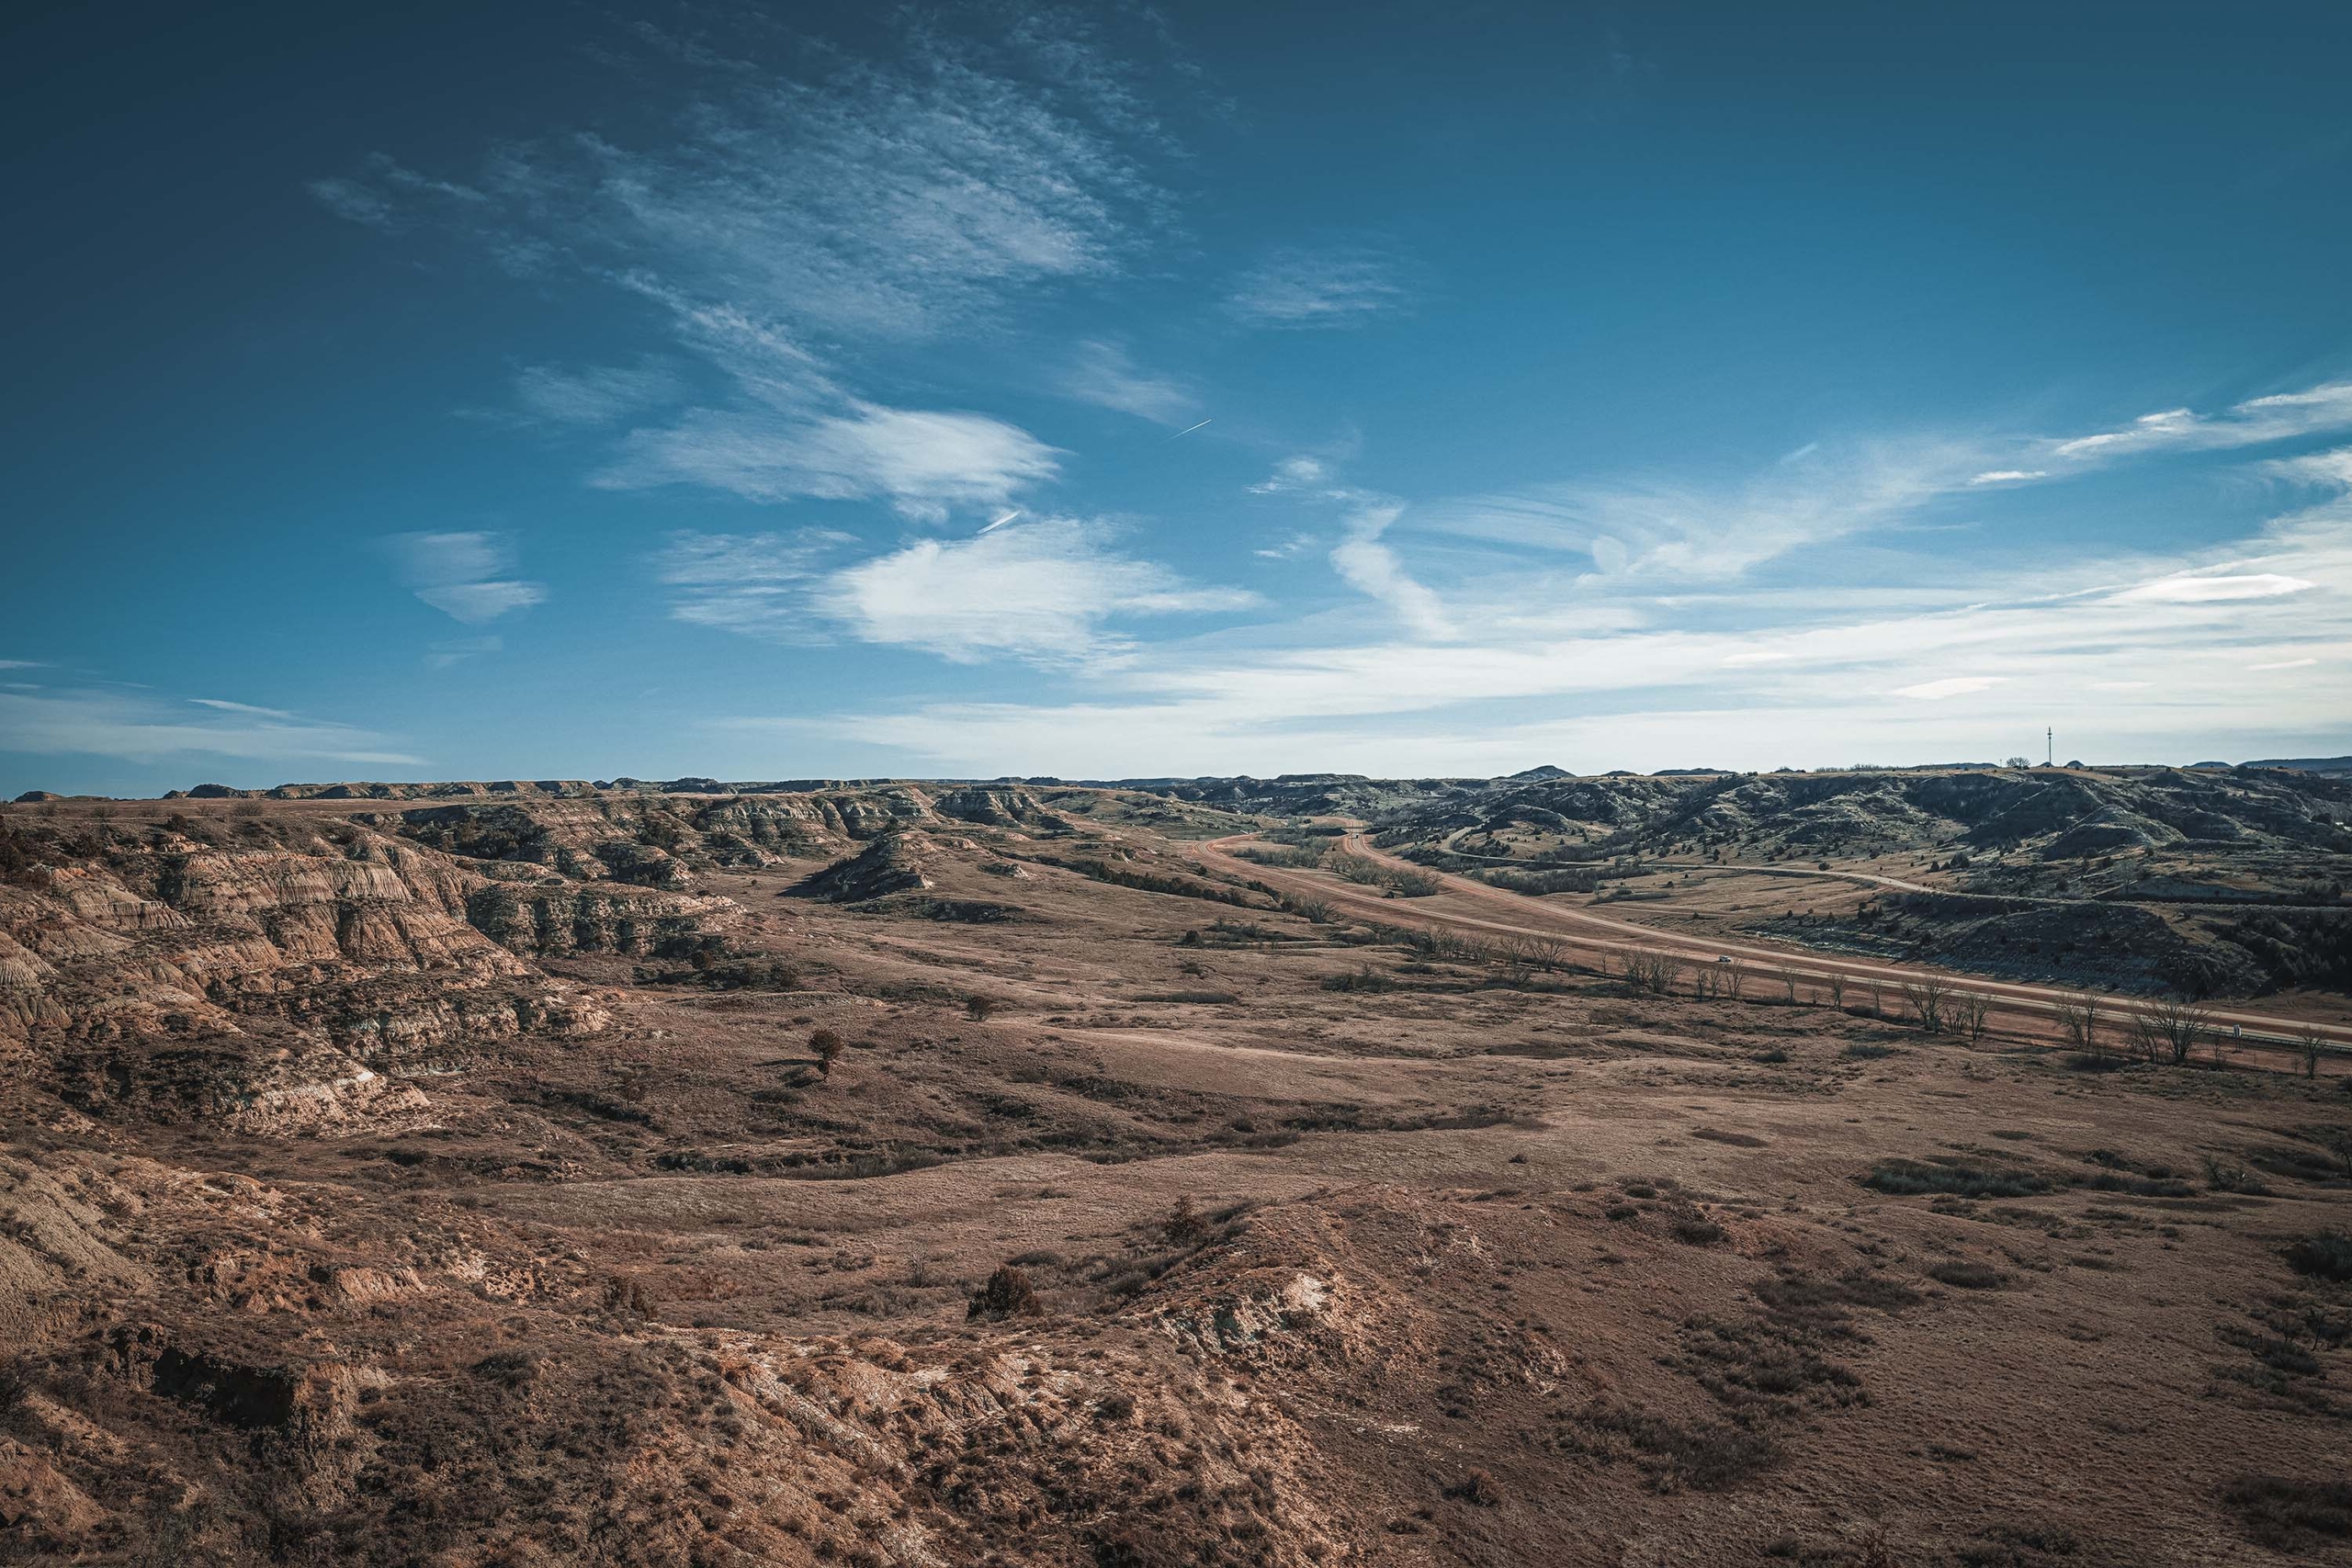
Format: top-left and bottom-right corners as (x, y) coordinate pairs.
(1197, 832), (2352, 1066)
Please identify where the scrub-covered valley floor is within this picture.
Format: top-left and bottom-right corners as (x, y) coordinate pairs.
(3, 780), (2349, 1566)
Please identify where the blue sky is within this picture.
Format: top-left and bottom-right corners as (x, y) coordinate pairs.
(5, 1), (2349, 795)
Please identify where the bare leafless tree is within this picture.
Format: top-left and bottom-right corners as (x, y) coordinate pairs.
(1953, 990), (1992, 1042)
(2128, 996), (2210, 1066)
(1775, 965), (1800, 1003)
(2299, 1024), (2327, 1080)
(1826, 972), (1847, 1011)
(1900, 976), (1952, 1033)
(1723, 957), (1749, 999)
(2053, 992), (2103, 1060)
(1623, 949), (1685, 996)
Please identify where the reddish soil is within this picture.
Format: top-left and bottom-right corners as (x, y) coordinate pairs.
(3, 790), (2350, 1566)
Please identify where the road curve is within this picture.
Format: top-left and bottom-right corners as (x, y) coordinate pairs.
(1195, 832), (2352, 1063)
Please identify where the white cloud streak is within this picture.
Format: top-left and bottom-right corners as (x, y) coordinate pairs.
(598, 403), (1062, 521)
(311, 17), (1185, 520)
(762, 441), (2352, 773)
(0, 687), (424, 769)
(1419, 435), (1986, 581)
(513, 361), (684, 425)
(2048, 380), (2352, 462)
(1227, 246), (1407, 329)
(381, 531), (547, 626)
(655, 530), (850, 640)
(1057, 339), (1197, 424)
(816, 517), (1257, 663)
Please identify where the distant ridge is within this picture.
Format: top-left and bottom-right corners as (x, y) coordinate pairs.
(2245, 755), (2352, 777)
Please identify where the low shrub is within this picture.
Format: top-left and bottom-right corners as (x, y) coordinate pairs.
(1555, 1399), (1778, 1491)
(2222, 1474), (2352, 1552)
(1862, 1158), (2051, 1200)
(1927, 1260), (2005, 1290)
(809, 1028), (844, 1077)
(2285, 1230), (2352, 1282)
(967, 1265), (1043, 1321)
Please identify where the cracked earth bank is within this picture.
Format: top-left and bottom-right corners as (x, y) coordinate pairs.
(2, 784), (2350, 1566)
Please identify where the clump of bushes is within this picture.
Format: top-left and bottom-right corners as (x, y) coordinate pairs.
(967, 1266), (1043, 1321)
(2222, 1474), (2352, 1552)
(470, 1350), (538, 1390)
(808, 1028), (843, 1077)
(1232, 843), (1327, 870)
(1281, 894), (1333, 923)
(1327, 851), (1442, 897)
(2285, 1230), (2352, 1282)
(1927, 1260), (2005, 1290)
(1160, 1196), (1208, 1245)
(1555, 1399), (1779, 1492)
(1476, 865), (1600, 896)
(1861, 1158), (2051, 1200)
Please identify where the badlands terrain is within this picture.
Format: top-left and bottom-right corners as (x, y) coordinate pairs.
(3, 767), (2351, 1566)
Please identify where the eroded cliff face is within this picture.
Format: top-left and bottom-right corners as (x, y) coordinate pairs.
(361, 784), (1067, 886)
(0, 816), (734, 1134)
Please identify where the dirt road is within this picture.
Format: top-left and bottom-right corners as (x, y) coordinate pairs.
(1198, 832), (2352, 1066)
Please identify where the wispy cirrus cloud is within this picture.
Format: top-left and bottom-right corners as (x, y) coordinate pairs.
(189, 698), (297, 720)
(381, 532), (547, 626)
(1247, 454), (1453, 637)
(655, 530), (851, 640)
(0, 687), (424, 770)
(657, 519), (1253, 661)
(310, 12), (1189, 522)
(1056, 339), (1198, 424)
(597, 402), (1061, 521)
(511, 360), (684, 425)
(1894, 675), (2004, 700)
(2046, 380), (2352, 462)
(1419, 434), (1985, 583)
(2109, 571), (2316, 604)
(775, 442), (2352, 775)
(424, 637), (503, 671)
(1398, 377), (2352, 593)
(305, 153), (485, 231)
(1227, 245), (1408, 329)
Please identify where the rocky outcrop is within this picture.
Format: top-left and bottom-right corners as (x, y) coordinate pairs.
(0, 818), (631, 1133)
(462, 882), (733, 958)
(929, 784), (1064, 829)
(788, 832), (936, 903)
(366, 801), (696, 887)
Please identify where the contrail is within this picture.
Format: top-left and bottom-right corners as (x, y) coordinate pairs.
(1165, 418), (1212, 440)
(978, 510), (1022, 534)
